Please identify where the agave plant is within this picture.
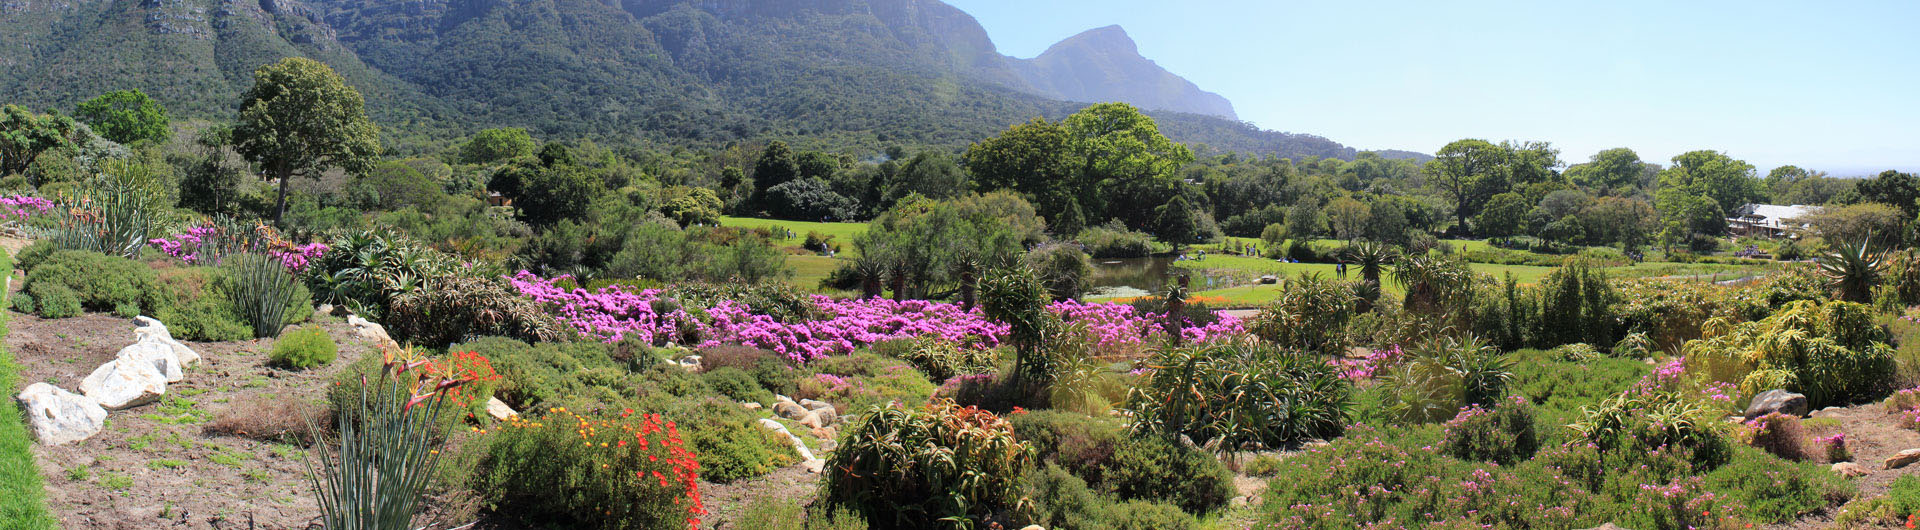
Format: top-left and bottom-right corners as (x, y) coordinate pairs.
(1381, 333), (1513, 423)
(306, 350), (469, 530)
(1124, 340), (1353, 451)
(1817, 234), (1884, 303)
(45, 159), (168, 258)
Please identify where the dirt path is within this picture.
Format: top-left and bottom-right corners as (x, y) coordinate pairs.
(1766, 403), (1920, 529)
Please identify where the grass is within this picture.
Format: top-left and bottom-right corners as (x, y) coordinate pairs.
(719, 216), (867, 253)
(1149, 254), (1768, 308)
(0, 248), (57, 529)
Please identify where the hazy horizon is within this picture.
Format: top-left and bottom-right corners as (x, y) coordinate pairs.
(949, 0), (1920, 178)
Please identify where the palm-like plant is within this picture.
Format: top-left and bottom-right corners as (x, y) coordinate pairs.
(1391, 253), (1475, 318)
(1382, 333), (1513, 423)
(1124, 340), (1353, 451)
(307, 351), (469, 530)
(1816, 235), (1884, 303)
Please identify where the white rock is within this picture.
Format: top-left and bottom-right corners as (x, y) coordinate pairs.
(133, 315), (167, 334)
(801, 458), (826, 474)
(799, 398), (833, 411)
(486, 397), (517, 420)
(757, 418), (816, 461)
(81, 358), (168, 410)
(16, 383), (107, 445)
(775, 394), (796, 405)
(117, 341), (183, 383)
(135, 327), (199, 367)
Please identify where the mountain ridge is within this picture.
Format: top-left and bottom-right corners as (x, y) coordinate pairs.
(1004, 25), (1238, 120)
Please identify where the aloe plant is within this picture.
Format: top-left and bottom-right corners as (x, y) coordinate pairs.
(230, 252), (298, 338)
(1818, 234), (1884, 303)
(46, 159), (168, 258)
(306, 356), (463, 530)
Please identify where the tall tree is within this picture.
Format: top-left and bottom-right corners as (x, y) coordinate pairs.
(459, 128), (535, 165)
(1656, 150), (1760, 217)
(1061, 103), (1195, 221)
(965, 118), (1075, 219)
(1425, 139), (1507, 233)
(1155, 194), (1199, 251)
(74, 89), (170, 145)
(1474, 192), (1529, 242)
(1325, 196), (1371, 242)
(232, 57), (380, 226)
(1856, 170), (1920, 218)
(0, 105), (85, 176)
(1566, 148), (1645, 195)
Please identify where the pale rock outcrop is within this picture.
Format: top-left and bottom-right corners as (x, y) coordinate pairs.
(16, 383), (107, 445)
(757, 417), (817, 462)
(117, 341), (183, 383)
(81, 358), (168, 410)
(133, 318), (199, 366)
(486, 397), (517, 420)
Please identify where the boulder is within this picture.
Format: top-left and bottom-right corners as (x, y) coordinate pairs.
(16, 383), (107, 445)
(1743, 389), (1809, 419)
(773, 401), (810, 420)
(798, 411), (824, 430)
(81, 358), (168, 409)
(1887, 448), (1920, 470)
(1258, 275), (1278, 285)
(675, 355), (702, 371)
(741, 402), (763, 410)
(134, 327), (199, 367)
(757, 418), (815, 461)
(775, 394), (795, 404)
(1832, 462), (1870, 478)
(810, 407), (838, 427)
(799, 398), (833, 411)
(347, 315), (395, 344)
(801, 458), (827, 474)
(486, 397), (517, 420)
(116, 341), (183, 383)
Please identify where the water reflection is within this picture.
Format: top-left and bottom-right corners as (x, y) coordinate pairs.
(1088, 256), (1240, 298)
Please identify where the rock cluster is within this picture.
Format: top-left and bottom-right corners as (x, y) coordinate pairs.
(13, 316), (201, 445)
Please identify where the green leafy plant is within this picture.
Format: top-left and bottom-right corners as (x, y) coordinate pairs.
(661, 396), (796, 483)
(821, 400), (1033, 529)
(472, 407), (704, 530)
(271, 325), (337, 370)
(1683, 300), (1895, 407)
(230, 252), (301, 339)
(1124, 340), (1352, 450)
(45, 159), (168, 258)
(1247, 274), (1357, 356)
(21, 249), (170, 318)
(384, 274), (565, 347)
(1817, 235), (1883, 303)
(1378, 334), (1514, 423)
(1104, 436), (1235, 514)
(1439, 398), (1539, 465)
(306, 354), (474, 530)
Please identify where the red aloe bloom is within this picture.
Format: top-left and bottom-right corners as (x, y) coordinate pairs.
(403, 392), (437, 412)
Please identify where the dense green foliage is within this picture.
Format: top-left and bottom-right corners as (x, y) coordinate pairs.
(1125, 341), (1352, 449)
(821, 401), (1033, 529)
(270, 325), (338, 369)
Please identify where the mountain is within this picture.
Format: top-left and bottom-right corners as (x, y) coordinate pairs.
(0, 0), (1404, 159)
(1004, 25), (1237, 120)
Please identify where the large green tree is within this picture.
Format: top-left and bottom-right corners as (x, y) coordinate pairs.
(1856, 170), (1920, 218)
(1656, 150), (1760, 218)
(967, 104), (1192, 228)
(232, 57), (380, 226)
(459, 127), (536, 165)
(1566, 147), (1646, 195)
(964, 118), (1075, 219)
(1474, 192), (1529, 242)
(74, 90), (170, 145)
(1425, 139), (1507, 233)
(0, 105), (85, 176)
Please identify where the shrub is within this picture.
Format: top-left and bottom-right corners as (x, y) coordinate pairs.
(24, 250), (169, 317)
(797, 354), (936, 415)
(821, 400), (1032, 529)
(1439, 398), (1540, 465)
(155, 266), (251, 341)
(1010, 410), (1125, 484)
(1508, 349), (1650, 424)
(14, 240), (53, 272)
(385, 274), (566, 348)
(737, 498), (869, 530)
(228, 252), (303, 339)
(1247, 274), (1356, 356)
(271, 325), (337, 369)
(305, 230), (461, 319)
(24, 281), (79, 318)
(1021, 464), (1113, 529)
(1125, 340), (1351, 449)
(1569, 390), (1733, 472)
(1075, 223), (1153, 259)
(1024, 242), (1094, 301)
(474, 409), (704, 530)
(886, 335), (999, 382)
(701, 367), (772, 405)
(1740, 412), (1809, 461)
(1703, 444), (1854, 523)
(661, 396), (796, 483)
(1376, 334), (1514, 423)
(1683, 300), (1896, 408)
(1104, 436), (1234, 515)
(1533, 258), (1619, 347)
(312, 350), (481, 530)
(1837, 474), (1920, 528)
(1102, 501), (1199, 530)
(1241, 454), (1283, 477)
(453, 337), (643, 413)
(696, 345), (798, 398)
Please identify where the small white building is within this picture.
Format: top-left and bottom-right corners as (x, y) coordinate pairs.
(1727, 203), (1814, 238)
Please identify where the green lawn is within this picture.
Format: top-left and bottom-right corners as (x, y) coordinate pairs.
(786, 254), (845, 292)
(720, 216), (867, 253)
(0, 250), (56, 529)
(1139, 254), (1765, 308)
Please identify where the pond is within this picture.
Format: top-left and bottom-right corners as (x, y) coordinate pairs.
(1087, 255), (1247, 299)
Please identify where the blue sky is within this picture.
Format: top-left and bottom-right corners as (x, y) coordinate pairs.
(946, 0), (1920, 177)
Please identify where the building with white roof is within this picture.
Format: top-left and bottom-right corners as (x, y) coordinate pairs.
(1727, 203), (1815, 238)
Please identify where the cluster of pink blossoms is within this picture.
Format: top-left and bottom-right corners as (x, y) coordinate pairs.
(509, 272), (1247, 363)
(148, 227), (328, 272)
(0, 195), (52, 223)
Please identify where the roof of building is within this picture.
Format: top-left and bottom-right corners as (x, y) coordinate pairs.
(1734, 203), (1815, 222)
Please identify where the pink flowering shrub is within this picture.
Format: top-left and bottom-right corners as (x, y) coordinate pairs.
(1741, 412), (1810, 461)
(0, 194), (52, 224)
(1817, 433), (1850, 462)
(148, 225), (328, 272)
(509, 272), (1246, 363)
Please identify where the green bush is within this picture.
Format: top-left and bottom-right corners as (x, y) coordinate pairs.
(1704, 445), (1852, 523)
(702, 367), (772, 405)
(696, 345), (800, 397)
(737, 498), (870, 530)
(270, 325), (337, 369)
(385, 274), (565, 347)
(798, 354), (936, 414)
(472, 409), (703, 530)
(453, 337), (646, 414)
(1010, 410), (1125, 485)
(154, 266), (252, 342)
(1247, 274), (1356, 356)
(1075, 223), (1153, 259)
(1021, 464), (1197, 530)
(661, 396), (796, 483)
(14, 240), (53, 273)
(24, 282), (79, 318)
(1104, 436), (1234, 515)
(1241, 454), (1283, 477)
(24, 250), (169, 317)
(1684, 300), (1895, 408)
(1837, 474), (1920, 527)
(1102, 501), (1199, 530)
(1439, 398), (1539, 465)
(1376, 334), (1514, 423)
(821, 401), (1032, 529)
(883, 336), (999, 382)
(8, 289), (30, 315)
(1125, 341), (1351, 449)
